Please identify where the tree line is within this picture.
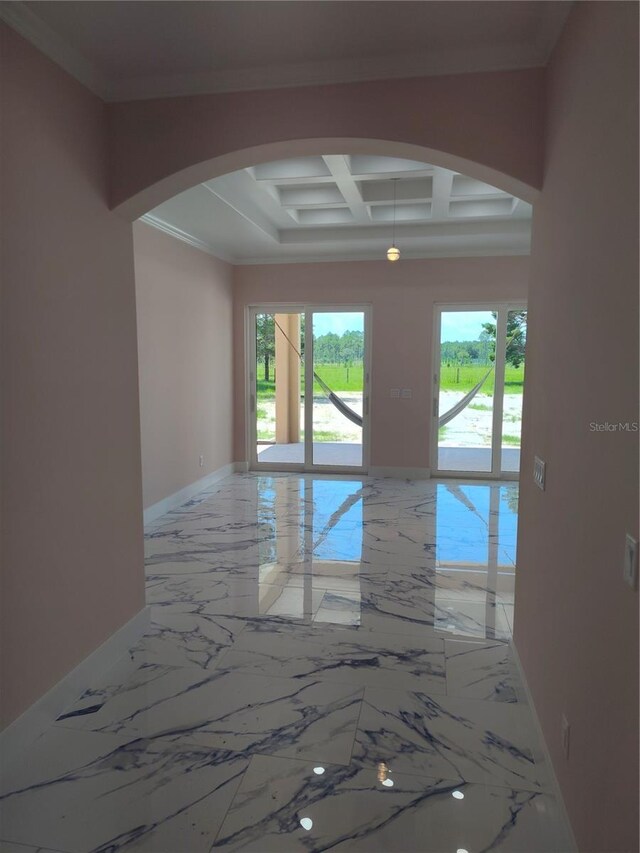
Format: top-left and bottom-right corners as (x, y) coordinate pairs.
(441, 311), (526, 368)
(256, 314), (364, 380)
(256, 310), (526, 379)
(313, 330), (364, 364)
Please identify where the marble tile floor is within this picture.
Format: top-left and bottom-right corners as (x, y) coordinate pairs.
(0, 474), (573, 852)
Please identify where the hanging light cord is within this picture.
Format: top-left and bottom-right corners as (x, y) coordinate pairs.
(392, 178), (397, 247)
(386, 178), (400, 261)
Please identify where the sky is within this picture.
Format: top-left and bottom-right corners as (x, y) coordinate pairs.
(298, 309), (490, 340)
(312, 312), (364, 337)
(440, 310), (494, 342)
(313, 311), (494, 341)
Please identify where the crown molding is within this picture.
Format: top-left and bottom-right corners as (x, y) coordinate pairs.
(108, 43), (546, 102)
(141, 209), (530, 265)
(279, 218), (530, 245)
(1, 1), (551, 103)
(0, 1), (111, 98)
(236, 246), (530, 266)
(140, 214), (236, 264)
(141, 211), (530, 266)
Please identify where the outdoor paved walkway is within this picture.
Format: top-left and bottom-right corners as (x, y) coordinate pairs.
(257, 444), (520, 473)
(438, 447), (521, 473)
(257, 442), (362, 467)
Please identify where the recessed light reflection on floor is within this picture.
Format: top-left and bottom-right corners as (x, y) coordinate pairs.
(377, 760), (394, 788)
(457, 848), (470, 853)
(452, 790), (465, 800)
(313, 766), (325, 775)
(378, 761), (393, 788)
(300, 817), (313, 831)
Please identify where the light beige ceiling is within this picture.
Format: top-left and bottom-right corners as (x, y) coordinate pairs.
(2, 1), (572, 100)
(143, 154), (532, 264)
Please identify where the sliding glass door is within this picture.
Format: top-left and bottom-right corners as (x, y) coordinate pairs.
(500, 309), (527, 474)
(436, 309), (496, 473)
(253, 311), (305, 466)
(249, 306), (370, 473)
(432, 304), (526, 478)
(310, 311), (365, 468)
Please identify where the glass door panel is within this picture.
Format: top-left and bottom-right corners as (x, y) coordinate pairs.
(254, 311), (304, 466)
(311, 311), (365, 468)
(437, 310), (496, 473)
(500, 310), (527, 474)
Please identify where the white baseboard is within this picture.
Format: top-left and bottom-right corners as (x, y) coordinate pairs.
(143, 462), (242, 525)
(368, 466), (431, 480)
(235, 460), (249, 473)
(0, 606), (150, 778)
(510, 639), (577, 852)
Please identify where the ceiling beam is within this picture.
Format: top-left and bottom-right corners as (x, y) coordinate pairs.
(203, 175), (280, 242)
(431, 167), (455, 222)
(321, 155), (372, 226)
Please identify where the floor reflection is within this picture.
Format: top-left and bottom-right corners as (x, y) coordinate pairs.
(256, 477), (364, 624)
(243, 474), (518, 639)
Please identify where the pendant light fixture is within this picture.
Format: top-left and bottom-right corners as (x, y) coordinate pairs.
(386, 178), (400, 262)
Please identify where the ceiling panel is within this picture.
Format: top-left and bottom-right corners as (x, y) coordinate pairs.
(143, 154), (532, 263)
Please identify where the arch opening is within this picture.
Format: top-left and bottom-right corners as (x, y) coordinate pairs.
(115, 137), (539, 223)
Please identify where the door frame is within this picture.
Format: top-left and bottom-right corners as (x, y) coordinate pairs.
(246, 303), (371, 474)
(430, 302), (527, 480)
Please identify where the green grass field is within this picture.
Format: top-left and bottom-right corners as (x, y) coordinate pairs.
(256, 361), (524, 398)
(439, 363), (525, 394)
(256, 363), (364, 399)
(501, 434), (522, 445)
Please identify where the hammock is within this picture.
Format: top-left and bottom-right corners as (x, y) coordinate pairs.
(273, 318), (366, 428)
(312, 487), (364, 552)
(444, 482), (488, 527)
(438, 367), (494, 428)
(272, 319), (494, 430)
(313, 372), (363, 427)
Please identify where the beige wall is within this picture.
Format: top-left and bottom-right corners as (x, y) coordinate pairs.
(515, 4), (639, 851)
(133, 223), (234, 509)
(233, 257), (529, 468)
(108, 69), (544, 219)
(0, 25), (145, 727)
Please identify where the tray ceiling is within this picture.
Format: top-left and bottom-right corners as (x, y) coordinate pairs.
(142, 154), (532, 264)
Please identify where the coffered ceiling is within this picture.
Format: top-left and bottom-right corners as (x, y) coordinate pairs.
(143, 154), (532, 264)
